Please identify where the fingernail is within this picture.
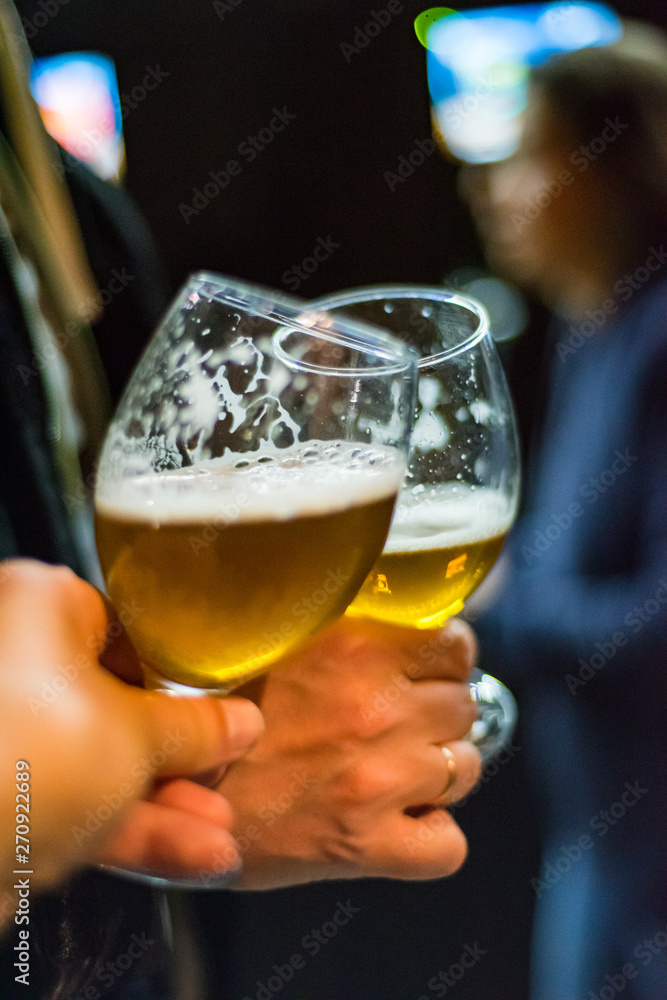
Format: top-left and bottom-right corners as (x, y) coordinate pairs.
(222, 698), (264, 752)
(444, 618), (468, 639)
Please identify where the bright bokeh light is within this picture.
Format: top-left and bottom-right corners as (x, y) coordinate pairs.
(423, 3), (622, 163)
(30, 53), (125, 182)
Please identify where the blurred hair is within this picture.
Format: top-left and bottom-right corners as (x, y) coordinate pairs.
(531, 20), (667, 247)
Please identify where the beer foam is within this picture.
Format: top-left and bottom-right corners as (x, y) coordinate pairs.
(95, 440), (404, 524)
(384, 484), (515, 553)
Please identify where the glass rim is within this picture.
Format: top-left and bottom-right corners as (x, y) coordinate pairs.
(308, 284), (491, 367)
(184, 271), (418, 377)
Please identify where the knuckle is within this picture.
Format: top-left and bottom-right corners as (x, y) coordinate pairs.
(336, 686), (405, 742)
(438, 620), (477, 670)
(330, 757), (392, 809)
(346, 705), (397, 742)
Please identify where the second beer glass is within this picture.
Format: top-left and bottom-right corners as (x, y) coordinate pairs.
(310, 286), (521, 757)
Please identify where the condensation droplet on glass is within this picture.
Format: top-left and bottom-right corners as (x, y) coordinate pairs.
(383, 303), (394, 313)
(455, 406), (468, 422)
(421, 306), (432, 318)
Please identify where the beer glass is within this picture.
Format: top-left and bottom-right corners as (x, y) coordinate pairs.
(95, 273), (418, 697)
(309, 286), (520, 759)
(94, 274), (417, 888)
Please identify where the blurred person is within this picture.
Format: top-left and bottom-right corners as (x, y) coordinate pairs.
(0, 2), (482, 996)
(460, 23), (667, 1000)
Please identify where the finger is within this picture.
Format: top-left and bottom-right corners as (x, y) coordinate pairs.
(396, 678), (479, 743)
(430, 740), (482, 807)
(149, 779), (234, 828)
(354, 808), (469, 880)
(137, 693), (264, 779)
(404, 618), (477, 683)
(96, 800), (240, 879)
(389, 739), (481, 812)
(327, 615), (476, 683)
(396, 809), (469, 879)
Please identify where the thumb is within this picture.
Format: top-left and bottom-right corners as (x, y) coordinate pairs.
(136, 692), (264, 780)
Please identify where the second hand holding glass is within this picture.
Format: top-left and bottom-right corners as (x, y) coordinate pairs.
(309, 286), (521, 760)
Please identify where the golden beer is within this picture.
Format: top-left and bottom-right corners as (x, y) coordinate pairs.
(95, 443), (402, 689)
(347, 485), (513, 628)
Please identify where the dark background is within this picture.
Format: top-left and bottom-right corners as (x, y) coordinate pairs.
(16, 1), (667, 997)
